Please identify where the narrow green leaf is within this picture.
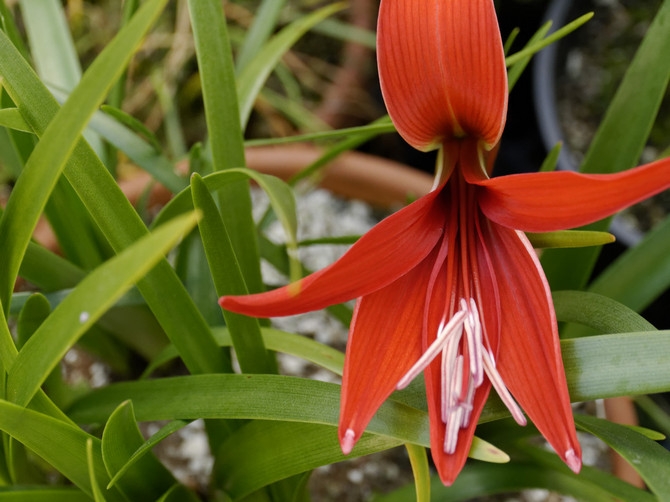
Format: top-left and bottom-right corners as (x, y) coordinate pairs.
(156, 484), (201, 502)
(405, 443), (430, 502)
(141, 326), (345, 379)
(0, 108), (30, 132)
(507, 21), (552, 92)
(0, 488), (91, 501)
(19, 0), (106, 162)
(155, 168), (298, 274)
(68, 332), (670, 426)
(237, 2), (346, 127)
(504, 13), (594, 67)
(0, 400), (124, 501)
(87, 438), (107, 502)
(576, 414), (670, 501)
(16, 293), (51, 349)
(587, 212), (670, 312)
(187, 0), (265, 299)
(527, 230), (615, 249)
(553, 290), (656, 335)
(18, 241), (86, 293)
(0, 13), (226, 376)
(244, 121), (397, 147)
(635, 395), (670, 439)
(191, 174), (275, 374)
(102, 401), (175, 500)
(0, 0), (169, 314)
(539, 141), (562, 172)
(107, 420), (190, 490)
(7, 211), (200, 407)
(542, 0), (670, 290)
(100, 105), (161, 151)
(236, 0), (287, 73)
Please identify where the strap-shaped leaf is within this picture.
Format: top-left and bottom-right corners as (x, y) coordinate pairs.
(7, 212), (200, 407)
(0, 0), (168, 314)
(68, 331), (670, 426)
(576, 414), (670, 501)
(541, 0), (670, 290)
(101, 401), (176, 500)
(0, 10), (226, 376)
(191, 174), (275, 374)
(237, 3), (346, 127)
(0, 400), (125, 501)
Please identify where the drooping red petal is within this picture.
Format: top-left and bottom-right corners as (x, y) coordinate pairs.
(219, 188), (445, 317)
(421, 224), (498, 485)
(338, 250), (438, 450)
(480, 218), (582, 471)
(377, 0), (507, 152)
(470, 156), (670, 232)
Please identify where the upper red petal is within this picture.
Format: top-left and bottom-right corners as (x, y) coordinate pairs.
(480, 218), (582, 469)
(377, 0), (507, 151)
(219, 188), (445, 317)
(471, 156), (670, 232)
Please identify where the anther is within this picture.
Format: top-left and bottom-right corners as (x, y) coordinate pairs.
(397, 310), (467, 390)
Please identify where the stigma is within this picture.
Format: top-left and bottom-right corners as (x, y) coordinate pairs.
(397, 298), (526, 454)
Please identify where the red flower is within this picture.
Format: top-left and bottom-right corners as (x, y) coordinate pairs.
(220, 0), (670, 484)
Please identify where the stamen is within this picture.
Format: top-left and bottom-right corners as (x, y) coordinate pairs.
(444, 406), (464, 454)
(481, 348), (527, 426)
(341, 428), (356, 455)
(397, 311), (467, 390)
(460, 373), (475, 428)
(468, 298), (484, 386)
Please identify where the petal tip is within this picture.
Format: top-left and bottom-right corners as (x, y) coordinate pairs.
(565, 448), (582, 474)
(340, 428), (356, 455)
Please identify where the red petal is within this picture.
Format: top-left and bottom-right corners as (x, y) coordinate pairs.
(472, 156), (670, 232)
(480, 219), (582, 469)
(219, 188), (445, 317)
(377, 0), (507, 151)
(421, 233), (496, 485)
(338, 250), (437, 449)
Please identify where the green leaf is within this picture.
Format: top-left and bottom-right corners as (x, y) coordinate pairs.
(0, 400), (124, 501)
(69, 332), (670, 426)
(576, 414), (670, 501)
(0, 0), (169, 315)
(527, 230), (615, 249)
(244, 122), (397, 148)
(237, 2), (346, 127)
(100, 105), (161, 152)
(101, 401), (175, 500)
(0, 108), (31, 133)
(504, 13), (594, 68)
(187, 0), (265, 299)
(373, 462), (621, 502)
(553, 290), (656, 335)
(107, 420), (190, 491)
(16, 293), (51, 349)
(235, 0), (287, 73)
(7, 211), (200, 407)
(587, 212), (670, 312)
(191, 174), (275, 374)
(154, 168), (298, 280)
(141, 326), (344, 379)
(87, 438), (108, 502)
(0, 488), (91, 501)
(542, 0), (670, 290)
(0, 12), (226, 376)
(507, 20), (552, 92)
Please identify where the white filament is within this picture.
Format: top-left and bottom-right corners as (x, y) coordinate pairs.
(396, 298), (526, 455)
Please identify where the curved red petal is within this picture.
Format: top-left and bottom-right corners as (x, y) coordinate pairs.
(472, 156), (670, 232)
(377, 0), (507, 151)
(338, 250), (437, 449)
(480, 219), (582, 470)
(219, 188), (445, 317)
